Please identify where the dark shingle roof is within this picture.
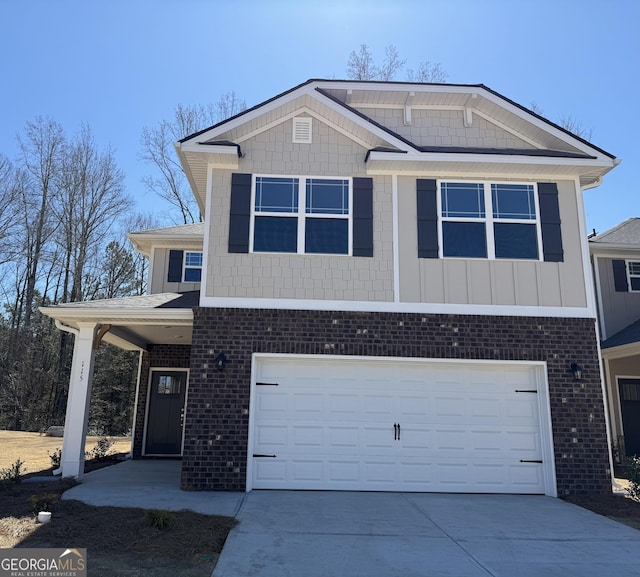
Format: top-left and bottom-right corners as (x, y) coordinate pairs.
(602, 318), (640, 349)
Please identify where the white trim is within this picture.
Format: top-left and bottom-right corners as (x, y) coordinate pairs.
(199, 294), (595, 319)
(366, 150), (614, 169)
(142, 367), (190, 458)
(247, 353), (556, 497)
(182, 251), (203, 283)
(576, 177), (599, 318)
(129, 351), (144, 459)
(201, 166), (214, 302)
(594, 322), (615, 486)
(626, 259), (640, 292)
(392, 174), (400, 303)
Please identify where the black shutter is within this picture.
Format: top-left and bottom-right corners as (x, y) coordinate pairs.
(228, 173), (252, 253)
(417, 179), (438, 258)
(612, 260), (629, 292)
(352, 177), (373, 257)
(538, 182), (564, 262)
(167, 250), (184, 282)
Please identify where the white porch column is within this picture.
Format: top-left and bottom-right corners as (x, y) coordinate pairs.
(60, 322), (98, 478)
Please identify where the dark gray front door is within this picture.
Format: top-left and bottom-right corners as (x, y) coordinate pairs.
(619, 378), (640, 457)
(145, 370), (188, 455)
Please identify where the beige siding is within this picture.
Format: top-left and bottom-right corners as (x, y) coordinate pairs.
(596, 256), (640, 337)
(397, 177), (587, 308)
(355, 107), (535, 150)
(150, 248), (202, 294)
(205, 118), (394, 302)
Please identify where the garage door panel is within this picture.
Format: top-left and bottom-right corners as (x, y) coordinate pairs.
(252, 357), (548, 493)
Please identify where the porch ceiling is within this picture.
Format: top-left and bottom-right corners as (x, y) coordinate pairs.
(39, 292), (195, 350)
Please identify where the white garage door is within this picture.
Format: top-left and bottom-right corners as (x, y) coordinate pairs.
(250, 357), (551, 494)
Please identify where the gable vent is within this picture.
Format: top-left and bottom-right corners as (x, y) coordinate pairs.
(292, 117), (312, 143)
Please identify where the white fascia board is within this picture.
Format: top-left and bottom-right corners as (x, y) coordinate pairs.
(179, 143), (240, 155)
(174, 142), (203, 210)
(39, 307), (193, 325)
(601, 341), (640, 360)
(367, 150), (615, 169)
(199, 295), (595, 319)
(589, 244), (640, 257)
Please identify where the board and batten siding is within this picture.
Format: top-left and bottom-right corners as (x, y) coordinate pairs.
(397, 177), (587, 308)
(596, 256), (640, 337)
(205, 117), (394, 302)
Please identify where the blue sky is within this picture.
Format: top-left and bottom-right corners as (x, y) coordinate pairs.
(1, 0), (638, 233)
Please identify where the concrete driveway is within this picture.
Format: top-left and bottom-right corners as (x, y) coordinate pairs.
(213, 491), (640, 577)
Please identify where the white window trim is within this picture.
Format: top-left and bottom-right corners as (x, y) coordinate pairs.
(437, 180), (543, 261)
(182, 251), (203, 282)
(249, 174), (353, 256)
(627, 260), (640, 292)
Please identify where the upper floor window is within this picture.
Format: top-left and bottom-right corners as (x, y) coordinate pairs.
(251, 176), (350, 255)
(183, 251), (202, 282)
(628, 261), (640, 292)
(440, 181), (540, 260)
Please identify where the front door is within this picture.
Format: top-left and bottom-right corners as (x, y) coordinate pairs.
(145, 370), (188, 455)
(619, 378), (640, 457)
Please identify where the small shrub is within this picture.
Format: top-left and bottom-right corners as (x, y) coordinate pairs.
(0, 459), (25, 488)
(49, 448), (62, 469)
(30, 493), (60, 514)
(86, 437), (114, 461)
(626, 455), (640, 502)
(147, 509), (172, 530)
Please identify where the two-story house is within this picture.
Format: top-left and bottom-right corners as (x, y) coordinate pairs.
(41, 79), (620, 497)
(590, 218), (640, 459)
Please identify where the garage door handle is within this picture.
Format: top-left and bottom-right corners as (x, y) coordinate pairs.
(394, 423), (401, 441)
(520, 459), (543, 463)
(253, 454), (277, 458)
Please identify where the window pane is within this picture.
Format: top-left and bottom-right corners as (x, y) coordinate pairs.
(158, 376), (180, 395)
(631, 277), (640, 292)
(185, 252), (202, 267)
(494, 223), (538, 259)
(184, 268), (202, 282)
(441, 182), (485, 218)
(305, 218), (349, 254)
(442, 221), (487, 258)
(306, 179), (349, 214)
(255, 177), (299, 213)
(253, 216), (298, 252)
(628, 262), (640, 275)
(492, 184), (536, 220)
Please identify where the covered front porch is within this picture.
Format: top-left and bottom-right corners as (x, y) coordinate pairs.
(39, 292), (197, 480)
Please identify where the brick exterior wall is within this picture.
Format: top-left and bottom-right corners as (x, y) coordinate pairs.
(131, 344), (191, 458)
(179, 307), (610, 496)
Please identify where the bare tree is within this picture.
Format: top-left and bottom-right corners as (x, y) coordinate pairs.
(529, 102), (593, 141)
(16, 117), (65, 329)
(406, 61), (448, 83)
(378, 45), (406, 81)
(140, 94), (246, 224)
(347, 44), (379, 80)
(0, 155), (21, 265)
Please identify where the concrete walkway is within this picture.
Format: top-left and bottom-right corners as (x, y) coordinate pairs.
(62, 460), (245, 516)
(63, 461), (640, 577)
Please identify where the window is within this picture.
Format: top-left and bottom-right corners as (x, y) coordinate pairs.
(252, 176), (351, 255)
(183, 251), (202, 282)
(157, 375), (181, 395)
(628, 261), (640, 292)
(440, 181), (540, 260)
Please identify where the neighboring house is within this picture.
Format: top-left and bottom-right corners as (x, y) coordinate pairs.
(41, 79), (620, 497)
(590, 218), (640, 459)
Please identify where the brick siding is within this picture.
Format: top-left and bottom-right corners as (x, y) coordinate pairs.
(131, 344), (191, 458)
(179, 308), (609, 495)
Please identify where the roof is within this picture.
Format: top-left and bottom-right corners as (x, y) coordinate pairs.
(128, 223), (204, 256)
(39, 292), (199, 349)
(602, 318), (640, 349)
(176, 79), (620, 210)
(589, 218), (640, 246)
